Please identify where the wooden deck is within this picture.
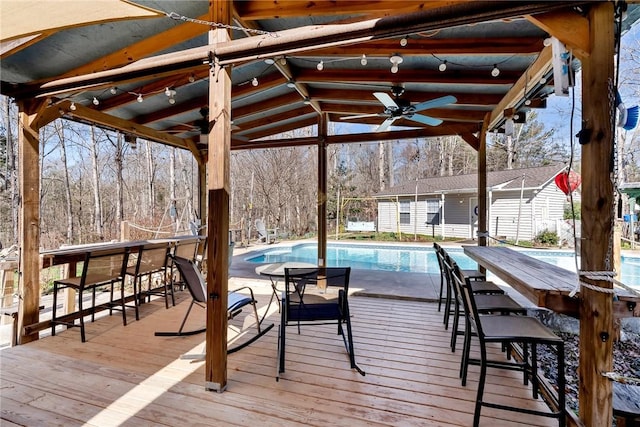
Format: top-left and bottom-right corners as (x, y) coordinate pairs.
(0, 283), (559, 426)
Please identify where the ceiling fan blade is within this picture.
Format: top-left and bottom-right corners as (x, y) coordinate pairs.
(413, 95), (457, 112)
(408, 113), (443, 126)
(374, 92), (399, 109)
(375, 116), (399, 132)
(340, 113), (385, 120)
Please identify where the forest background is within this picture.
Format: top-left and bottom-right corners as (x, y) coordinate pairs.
(1, 29), (639, 250)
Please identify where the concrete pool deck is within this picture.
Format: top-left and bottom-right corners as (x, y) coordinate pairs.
(228, 239), (538, 308)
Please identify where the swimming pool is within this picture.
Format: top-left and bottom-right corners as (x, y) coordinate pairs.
(246, 242), (640, 289)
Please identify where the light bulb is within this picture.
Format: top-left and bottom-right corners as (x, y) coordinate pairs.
(491, 64), (500, 77)
(165, 87), (171, 96)
(525, 99), (532, 106)
(543, 37), (553, 47)
(92, 97), (99, 106)
(360, 54), (367, 66)
(251, 77), (258, 87)
(137, 94), (143, 103)
(539, 77), (547, 84)
(438, 61), (447, 72)
(110, 87), (117, 95)
(279, 57), (287, 65)
(168, 97), (176, 105)
(400, 37), (408, 47)
(69, 102), (76, 111)
(391, 64), (399, 73)
(188, 74), (195, 83)
(316, 60), (324, 71)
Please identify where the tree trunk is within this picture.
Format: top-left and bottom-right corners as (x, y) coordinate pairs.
(145, 142), (155, 219)
(115, 132), (124, 229)
(89, 126), (104, 240)
(54, 122), (74, 244)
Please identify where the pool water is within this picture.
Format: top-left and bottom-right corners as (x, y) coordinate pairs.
(246, 242), (640, 290)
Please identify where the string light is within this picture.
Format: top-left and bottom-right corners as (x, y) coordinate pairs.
(137, 93), (143, 103)
(92, 97), (99, 106)
(400, 37), (408, 47)
(69, 102), (76, 111)
(360, 54), (367, 66)
(251, 77), (259, 87)
(188, 74), (196, 83)
(279, 56), (287, 65)
(316, 60), (324, 71)
(438, 60), (447, 72)
(491, 64), (500, 77)
(110, 87), (117, 95)
(390, 54), (403, 74)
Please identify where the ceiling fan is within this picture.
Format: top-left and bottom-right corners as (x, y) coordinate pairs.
(341, 86), (457, 132)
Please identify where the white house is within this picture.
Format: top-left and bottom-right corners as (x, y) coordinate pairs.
(374, 164), (580, 242)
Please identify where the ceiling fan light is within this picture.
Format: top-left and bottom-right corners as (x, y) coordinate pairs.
(491, 64), (500, 77)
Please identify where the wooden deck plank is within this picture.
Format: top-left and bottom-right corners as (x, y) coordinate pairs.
(1, 291), (559, 427)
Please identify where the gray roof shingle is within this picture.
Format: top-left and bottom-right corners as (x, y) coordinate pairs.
(375, 164), (568, 197)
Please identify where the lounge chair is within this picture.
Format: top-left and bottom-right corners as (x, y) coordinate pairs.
(277, 266), (365, 380)
(255, 218), (277, 244)
(154, 256), (273, 354)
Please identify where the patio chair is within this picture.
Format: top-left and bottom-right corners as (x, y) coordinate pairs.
(437, 247), (505, 332)
(126, 242), (173, 309)
(255, 218), (277, 244)
(170, 237), (200, 291)
(155, 256), (273, 353)
(444, 254), (525, 353)
(51, 247), (132, 342)
(277, 266), (365, 380)
(453, 262), (566, 427)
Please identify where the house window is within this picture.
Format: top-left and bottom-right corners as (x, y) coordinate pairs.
(426, 199), (440, 225)
(399, 200), (411, 224)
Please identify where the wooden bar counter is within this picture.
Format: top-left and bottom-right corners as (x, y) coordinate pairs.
(463, 245), (639, 319)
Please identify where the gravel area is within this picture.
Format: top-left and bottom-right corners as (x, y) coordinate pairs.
(537, 328), (640, 421)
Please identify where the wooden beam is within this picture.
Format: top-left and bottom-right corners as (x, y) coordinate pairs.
(234, 0), (463, 20)
(237, 116), (318, 141)
(232, 122), (479, 150)
(293, 37), (544, 56)
(205, 0), (232, 393)
(295, 68), (520, 86)
(17, 99), (47, 344)
(57, 100), (201, 158)
(526, 10), (590, 59)
(478, 113), (489, 247)
(578, 3), (615, 426)
(318, 114), (328, 268)
(234, 106), (316, 131)
(488, 45), (553, 130)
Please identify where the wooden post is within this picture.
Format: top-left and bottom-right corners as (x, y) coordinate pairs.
(478, 114), (489, 247)
(317, 114), (328, 267)
(17, 100), (43, 344)
(579, 3), (615, 425)
(120, 220), (130, 241)
(205, 0), (231, 393)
